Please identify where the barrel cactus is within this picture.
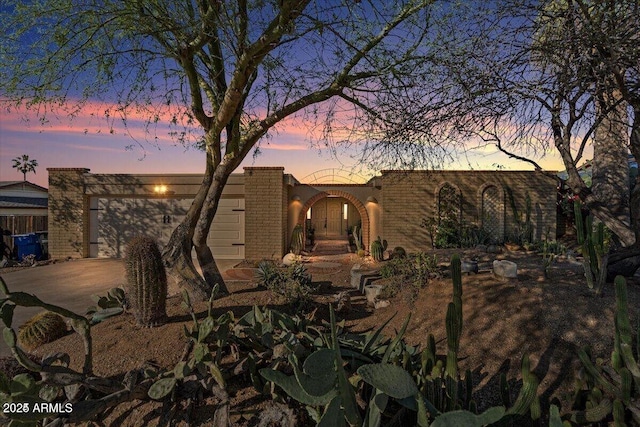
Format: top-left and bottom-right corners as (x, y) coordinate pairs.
(18, 311), (67, 350)
(124, 236), (168, 327)
(290, 224), (304, 255)
(370, 236), (387, 262)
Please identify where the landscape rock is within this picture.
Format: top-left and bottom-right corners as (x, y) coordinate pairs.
(461, 260), (478, 274)
(374, 300), (390, 309)
(364, 284), (383, 305)
(487, 245), (503, 254)
(493, 260), (518, 279)
(282, 253), (298, 266)
(335, 291), (351, 314)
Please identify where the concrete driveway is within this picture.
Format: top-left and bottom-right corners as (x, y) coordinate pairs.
(0, 259), (125, 357)
(0, 257), (240, 357)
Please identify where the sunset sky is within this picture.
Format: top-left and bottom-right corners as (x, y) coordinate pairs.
(0, 102), (566, 188)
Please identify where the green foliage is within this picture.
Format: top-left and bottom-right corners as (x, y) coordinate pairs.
(86, 287), (126, 324)
(11, 154), (38, 181)
(506, 187), (533, 245)
(149, 287), (230, 402)
(290, 224), (304, 255)
(255, 261), (314, 311)
(421, 216), (491, 249)
(0, 371), (57, 424)
(18, 311), (67, 350)
(370, 236), (387, 261)
(124, 235), (167, 327)
(569, 275), (640, 425)
(574, 200), (610, 294)
(431, 406), (506, 427)
(391, 246), (407, 258)
(539, 230), (567, 279)
(379, 252), (438, 300)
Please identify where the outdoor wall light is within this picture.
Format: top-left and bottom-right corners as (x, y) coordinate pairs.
(154, 185), (168, 194)
(366, 196), (378, 204)
(291, 195), (301, 202)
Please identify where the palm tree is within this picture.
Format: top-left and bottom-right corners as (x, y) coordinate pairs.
(12, 155), (38, 182)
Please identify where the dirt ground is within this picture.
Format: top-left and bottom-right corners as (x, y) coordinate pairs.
(5, 245), (640, 426)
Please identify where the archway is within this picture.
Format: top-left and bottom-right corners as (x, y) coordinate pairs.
(297, 190), (371, 250)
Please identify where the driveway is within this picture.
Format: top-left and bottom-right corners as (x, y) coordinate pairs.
(0, 259), (125, 357)
(0, 257), (240, 358)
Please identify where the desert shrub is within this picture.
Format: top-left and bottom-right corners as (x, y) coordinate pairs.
(255, 261), (314, 310)
(18, 311), (68, 350)
(379, 252), (438, 300)
(421, 216), (489, 249)
(391, 246), (407, 259)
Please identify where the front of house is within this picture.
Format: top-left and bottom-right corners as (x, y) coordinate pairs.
(46, 167), (557, 260)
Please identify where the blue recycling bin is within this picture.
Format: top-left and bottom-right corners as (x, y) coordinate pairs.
(13, 233), (42, 261)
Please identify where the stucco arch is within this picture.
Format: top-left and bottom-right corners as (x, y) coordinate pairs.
(298, 190), (371, 250)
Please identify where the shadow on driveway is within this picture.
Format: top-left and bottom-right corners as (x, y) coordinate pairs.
(0, 257), (242, 358)
(0, 259), (125, 357)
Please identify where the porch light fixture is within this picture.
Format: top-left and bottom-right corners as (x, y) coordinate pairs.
(291, 195), (301, 202)
(366, 196), (378, 204)
(154, 185), (168, 194)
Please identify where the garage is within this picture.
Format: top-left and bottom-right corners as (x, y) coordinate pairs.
(89, 197), (245, 259)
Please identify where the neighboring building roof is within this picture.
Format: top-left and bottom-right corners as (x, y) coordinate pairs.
(0, 196), (48, 209)
(0, 181), (48, 192)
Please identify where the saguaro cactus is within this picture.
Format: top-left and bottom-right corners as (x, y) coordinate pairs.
(124, 236), (168, 327)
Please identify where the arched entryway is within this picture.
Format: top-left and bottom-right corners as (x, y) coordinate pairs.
(297, 190), (371, 251)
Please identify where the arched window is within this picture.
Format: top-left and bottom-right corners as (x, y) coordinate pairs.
(481, 185), (504, 243)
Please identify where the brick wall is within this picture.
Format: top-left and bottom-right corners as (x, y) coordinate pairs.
(47, 168), (90, 258)
(381, 171), (558, 252)
(244, 167), (286, 260)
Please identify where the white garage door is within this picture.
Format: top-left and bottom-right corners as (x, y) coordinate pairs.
(207, 198), (245, 259)
(90, 197), (244, 259)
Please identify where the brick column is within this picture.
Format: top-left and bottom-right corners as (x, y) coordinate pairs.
(47, 168), (90, 258)
(244, 167), (286, 260)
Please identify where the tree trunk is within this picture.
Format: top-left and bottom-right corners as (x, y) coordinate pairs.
(192, 165), (234, 297)
(630, 107), (640, 246)
(591, 90), (631, 244)
(162, 157), (218, 300)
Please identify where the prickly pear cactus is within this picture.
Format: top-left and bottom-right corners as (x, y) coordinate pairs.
(290, 224), (304, 255)
(124, 235), (168, 327)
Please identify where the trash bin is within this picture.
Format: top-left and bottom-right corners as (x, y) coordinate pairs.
(13, 233), (42, 261)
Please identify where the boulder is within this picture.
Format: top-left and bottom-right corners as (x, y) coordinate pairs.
(374, 300), (390, 309)
(282, 253), (298, 266)
(493, 260), (517, 279)
(364, 284), (383, 305)
(487, 245), (503, 254)
(461, 260), (479, 274)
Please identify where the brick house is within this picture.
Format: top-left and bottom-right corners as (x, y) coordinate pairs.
(46, 167), (557, 260)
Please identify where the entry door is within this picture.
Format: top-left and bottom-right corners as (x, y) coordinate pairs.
(326, 199), (343, 236)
